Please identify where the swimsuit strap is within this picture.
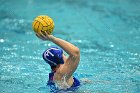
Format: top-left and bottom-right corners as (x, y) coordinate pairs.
(48, 72), (55, 81)
(47, 72), (57, 92)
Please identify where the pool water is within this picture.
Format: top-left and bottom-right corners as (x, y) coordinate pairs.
(0, 0), (140, 93)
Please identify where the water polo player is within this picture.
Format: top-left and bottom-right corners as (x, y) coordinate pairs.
(36, 32), (80, 91)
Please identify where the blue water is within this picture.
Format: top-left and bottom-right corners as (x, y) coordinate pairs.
(0, 0), (140, 93)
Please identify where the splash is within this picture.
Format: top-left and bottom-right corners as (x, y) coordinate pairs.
(54, 74), (71, 90)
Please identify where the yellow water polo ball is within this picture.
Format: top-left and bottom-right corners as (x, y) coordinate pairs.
(32, 15), (54, 35)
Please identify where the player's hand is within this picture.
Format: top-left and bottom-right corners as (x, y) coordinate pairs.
(36, 32), (52, 41)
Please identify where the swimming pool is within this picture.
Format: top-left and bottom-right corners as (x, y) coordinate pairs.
(0, 0), (140, 93)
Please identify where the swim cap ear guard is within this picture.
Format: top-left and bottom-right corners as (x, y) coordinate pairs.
(42, 47), (64, 66)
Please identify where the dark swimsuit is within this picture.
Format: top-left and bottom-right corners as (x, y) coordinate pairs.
(47, 72), (80, 92)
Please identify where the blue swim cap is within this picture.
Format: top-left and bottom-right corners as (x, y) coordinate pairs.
(42, 47), (64, 66)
